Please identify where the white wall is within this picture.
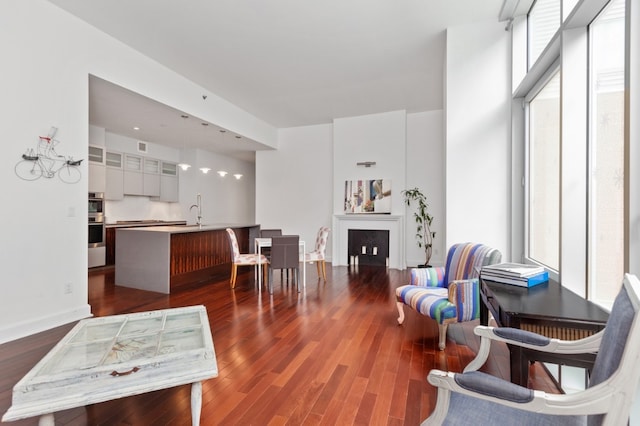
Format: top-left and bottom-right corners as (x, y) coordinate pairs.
(187, 149), (255, 225)
(255, 124), (334, 259)
(332, 111), (407, 215)
(445, 20), (511, 259)
(406, 110), (446, 266)
(0, 0), (273, 343)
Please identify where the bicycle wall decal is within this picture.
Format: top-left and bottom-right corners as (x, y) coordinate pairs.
(15, 127), (83, 184)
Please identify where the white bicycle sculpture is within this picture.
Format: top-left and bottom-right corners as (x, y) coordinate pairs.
(15, 130), (83, 184)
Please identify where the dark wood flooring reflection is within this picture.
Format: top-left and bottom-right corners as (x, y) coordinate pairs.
(0, 265), (558, 425)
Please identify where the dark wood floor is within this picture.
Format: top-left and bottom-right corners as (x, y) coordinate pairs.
(0, 264), (558, 425)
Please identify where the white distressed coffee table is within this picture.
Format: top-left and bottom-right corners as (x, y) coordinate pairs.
(2, 305), (217, 426)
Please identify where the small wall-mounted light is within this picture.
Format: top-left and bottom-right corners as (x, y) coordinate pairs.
(234, 174), (243, 180)
(356, 161), (376, 168)
(217, 170), (228, 177)
(178, 163), (191, 171)
(200, 167), (211, 174)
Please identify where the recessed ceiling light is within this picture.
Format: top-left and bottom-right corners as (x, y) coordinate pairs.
(235, 135), (241, 139)
(133, 126), (140, 131)
(217, 170), (228, 177)
(219, 129), (226, 133)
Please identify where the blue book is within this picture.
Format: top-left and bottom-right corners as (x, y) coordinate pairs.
(481, 271), (549, 287)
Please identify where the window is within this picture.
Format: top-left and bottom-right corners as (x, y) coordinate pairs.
(588, 0), (625, 305)
(527, 72), (560, 271)
(528, 0), (561, 68)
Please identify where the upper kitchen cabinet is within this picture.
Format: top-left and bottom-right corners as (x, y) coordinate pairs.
(123, 154), (144, 195)
(105, 151), (124, 200)
(88, 145), (106, 193)
(143, 158), (161, 197)
(158, 161), (179, 202)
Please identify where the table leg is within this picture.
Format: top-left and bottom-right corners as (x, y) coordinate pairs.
(257, 241), (263, 291)
(191, 381), (202, 426)
(302, 242), (306, 289)
(509, 345), (529, 387)
(39, 413), (55, 426)
(479, 298), (489, 326)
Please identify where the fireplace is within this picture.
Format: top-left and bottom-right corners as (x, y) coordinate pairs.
(348, 229), (389, 266)
(333, 214), (405, 270)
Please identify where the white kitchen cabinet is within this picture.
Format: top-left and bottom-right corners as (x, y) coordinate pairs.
(123, 154), (143, 195)
(105, 151), (124, 200)
(158, 161), (179, 202)
(143, 158), (161, 197)
(88, 145), (105, 164)
(88, 145), (106, 193)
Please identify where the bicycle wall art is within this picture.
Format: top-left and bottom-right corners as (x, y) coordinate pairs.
(15, 127), (83, 184)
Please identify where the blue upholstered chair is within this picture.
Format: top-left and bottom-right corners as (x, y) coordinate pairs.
(395, 243), (502, 350)
(422, 273), (640, 426)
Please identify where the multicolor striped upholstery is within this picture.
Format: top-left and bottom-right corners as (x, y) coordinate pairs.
(396, 243), (501, 350)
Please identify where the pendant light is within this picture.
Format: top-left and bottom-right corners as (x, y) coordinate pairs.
(178, 114), (191, 171)
(199, 122), (211, 174)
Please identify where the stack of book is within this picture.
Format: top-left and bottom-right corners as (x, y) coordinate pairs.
(480, 262), (549, 287)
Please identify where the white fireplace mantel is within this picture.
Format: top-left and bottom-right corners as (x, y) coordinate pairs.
(332, 214), (405, 270)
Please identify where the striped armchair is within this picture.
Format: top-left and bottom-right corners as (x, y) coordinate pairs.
(395, 243), (501, 350)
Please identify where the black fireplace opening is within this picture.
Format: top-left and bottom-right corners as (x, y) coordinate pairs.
(348, 229), (389, 266)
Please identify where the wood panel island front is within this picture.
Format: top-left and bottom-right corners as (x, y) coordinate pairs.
(115, 224), (259, 293)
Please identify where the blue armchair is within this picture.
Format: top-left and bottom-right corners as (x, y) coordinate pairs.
(422, 273), (640, 426)
(395, 243), (501, 350)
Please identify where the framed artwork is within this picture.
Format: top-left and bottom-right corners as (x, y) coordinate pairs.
(344, 179), (391, 214)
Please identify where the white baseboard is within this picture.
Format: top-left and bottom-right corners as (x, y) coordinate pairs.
(0, 304), (92, 344)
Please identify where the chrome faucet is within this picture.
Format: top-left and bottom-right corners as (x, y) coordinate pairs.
(190, 193), (202, 226)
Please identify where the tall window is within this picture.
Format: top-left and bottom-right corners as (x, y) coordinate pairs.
(528, 72), (560, 271)
(588, 0), (625, 305)
(528, 0), (561, 68)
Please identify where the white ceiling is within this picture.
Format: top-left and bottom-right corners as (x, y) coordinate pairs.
(50, 0), (504, 160)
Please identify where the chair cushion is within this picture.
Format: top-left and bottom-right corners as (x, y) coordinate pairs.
(442, 393), (586, 426)
(395, 285), (455, 324)
(305, 252), (324, 262)
(235, 253), (268, 265)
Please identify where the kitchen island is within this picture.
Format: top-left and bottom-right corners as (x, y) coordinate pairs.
(115, 224), (259, 293)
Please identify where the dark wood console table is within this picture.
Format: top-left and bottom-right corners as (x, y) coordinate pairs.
(480, 277), (609, 387)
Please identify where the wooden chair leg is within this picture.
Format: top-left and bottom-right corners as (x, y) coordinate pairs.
(321, 260), (327, 281)
(230, 264), (237, 288)
(438, 323), (448, 350)
(396, 302), (406, 325)
(263, 263), (268, 289)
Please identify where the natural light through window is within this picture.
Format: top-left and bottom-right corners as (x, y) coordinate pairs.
(589, 0), (625, 305)
(528, 0), (560, 68)
(528, 72), (560, 271)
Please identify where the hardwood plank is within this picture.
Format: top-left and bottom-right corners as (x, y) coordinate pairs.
(0, 264), (559, 425)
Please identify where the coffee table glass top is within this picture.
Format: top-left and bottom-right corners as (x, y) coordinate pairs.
(36, 310), (206, 375)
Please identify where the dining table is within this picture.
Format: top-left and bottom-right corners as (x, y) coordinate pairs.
(254, 237), (306, 290)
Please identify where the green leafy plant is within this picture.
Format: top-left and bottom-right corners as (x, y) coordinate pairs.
(402, 187), (435, 267)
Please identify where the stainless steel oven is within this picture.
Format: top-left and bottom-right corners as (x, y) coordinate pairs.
(88, 215), (105, 248)
(88, 192), (104, 215)
(88, 193), (106, 268)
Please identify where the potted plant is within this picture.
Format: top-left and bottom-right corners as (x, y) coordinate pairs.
(402, 187), (435, 267)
